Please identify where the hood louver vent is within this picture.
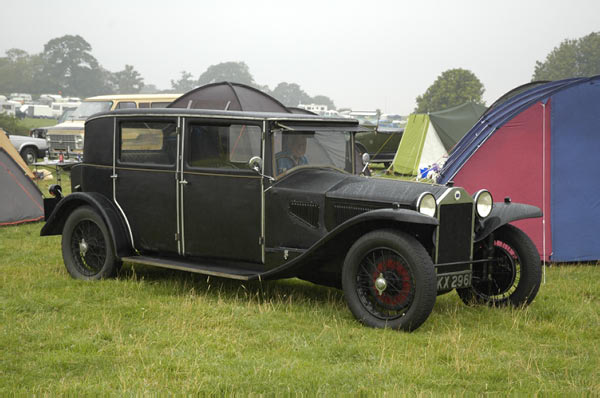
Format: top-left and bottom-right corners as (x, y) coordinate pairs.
(289, 201), (320, 228)
(334, 203), (378, 225)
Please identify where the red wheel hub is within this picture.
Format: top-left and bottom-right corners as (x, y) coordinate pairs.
(371, 257), (412, 309)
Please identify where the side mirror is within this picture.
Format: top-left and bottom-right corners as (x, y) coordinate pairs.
(248, 156), (275, 182)
(360, 152), (371, 176)
(248, 156), (263, 172)
(362, 153), (371, 164)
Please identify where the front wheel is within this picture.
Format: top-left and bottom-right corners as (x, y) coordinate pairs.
(20, 147), (37, 164)
(457, 224), (541, 306)
(61, 206), (121, 280)
(342, 229), (437, 331)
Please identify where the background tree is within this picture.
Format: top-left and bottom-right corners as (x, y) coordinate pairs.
(197, 61), (256, 86)
(110, 64), (144, 93)
(40, 35), (109, 96)
(311, 94), (336, 110)
(171, 71), (196, 92)
(532, 32), (600, 81)
(271, 82), (312, 107)
(415, 68), (485, 113)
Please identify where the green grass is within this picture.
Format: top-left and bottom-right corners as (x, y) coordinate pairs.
(0, 116), (57, 135)
(2, 169), (599, 394)
(1, 220), (598, 395)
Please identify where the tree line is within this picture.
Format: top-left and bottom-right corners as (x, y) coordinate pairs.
(0, 34), (336, 109)
(1, 32), (599, 113)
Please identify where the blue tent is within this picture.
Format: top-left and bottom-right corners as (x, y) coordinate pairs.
(438, 76), (600, 262)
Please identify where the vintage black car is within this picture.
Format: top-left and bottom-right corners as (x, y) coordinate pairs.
(41, 108), (542, 331)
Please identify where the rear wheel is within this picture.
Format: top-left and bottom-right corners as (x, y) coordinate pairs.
(342, 229), (436, 331)
(457, 224), (541, 306)
(61, 206), (121, 280)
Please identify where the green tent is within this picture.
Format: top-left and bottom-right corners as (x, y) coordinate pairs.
(389, 103), (485, 176)
(429, 102), (487, 151)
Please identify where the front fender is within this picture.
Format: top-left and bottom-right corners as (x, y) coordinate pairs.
(260, 208), (438, 280)
(475, 202), (542, 242)
(40, 192), (133, 258)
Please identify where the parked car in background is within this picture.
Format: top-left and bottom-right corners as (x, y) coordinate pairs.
(354, 113), (405, 166)
(43, 93), (181, 158)
(3, 128), (48, 164)
(1, 101), (22, 117)
(50, 102), (80, 119)
(19, 104), (54, 119)
(41, 106), (543, 331)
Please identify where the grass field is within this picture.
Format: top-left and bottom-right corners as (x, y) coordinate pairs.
(0, 116), (57, 136)
(1, 170), (599, 395)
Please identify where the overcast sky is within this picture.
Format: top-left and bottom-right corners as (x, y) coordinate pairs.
(1, 0), (598, 113)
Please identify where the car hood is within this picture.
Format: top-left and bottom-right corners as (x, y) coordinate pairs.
(45, 120), (84, 131)
(326, 175), (449, 206)
(273, 168), (449, 207)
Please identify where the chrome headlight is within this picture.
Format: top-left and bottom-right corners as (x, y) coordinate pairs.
(474, 190), (493, 218)
(417, 192), (436, 217)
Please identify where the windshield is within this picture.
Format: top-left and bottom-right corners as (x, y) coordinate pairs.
(273, 129), (354, 177)
(69, 101), (112, 120)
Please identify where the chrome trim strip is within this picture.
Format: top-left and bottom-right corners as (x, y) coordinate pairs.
(261, 120), (266, 264)
(180, 117), (186, 255)
(111, 117), (136, 251)
(175, 117), (182, 255)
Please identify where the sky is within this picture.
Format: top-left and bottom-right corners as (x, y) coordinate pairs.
(1, 0), (598, 114)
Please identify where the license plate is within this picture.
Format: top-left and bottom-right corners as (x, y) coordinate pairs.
(437, 271), (471, 290)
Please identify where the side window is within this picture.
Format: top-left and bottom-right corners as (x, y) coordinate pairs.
(151, 102), (171, 108)
(188, 124), (261, 169)
(119, 121), (177, 165)
(116, 101), (136, 109)
(138, 102), (150, 108)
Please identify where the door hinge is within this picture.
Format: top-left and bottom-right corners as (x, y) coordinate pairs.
(258, 236), (265, 245)
(175, 232), (180, 241)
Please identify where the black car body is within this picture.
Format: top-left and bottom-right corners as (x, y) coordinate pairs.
(41, 108), (543, 331)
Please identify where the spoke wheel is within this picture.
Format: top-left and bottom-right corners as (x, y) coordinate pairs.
(457, 224), (541, 307)
(62, 206), (121, 280)
(356, 248), (415, 320)
(342, 229), (436, 331)
(69, 220), (108, 276)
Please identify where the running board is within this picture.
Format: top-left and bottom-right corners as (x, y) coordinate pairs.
(121, 255), (260, 281)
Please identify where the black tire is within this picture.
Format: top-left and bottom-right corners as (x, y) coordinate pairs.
(342, 229), (437, 331)
(61, 206), (121, 280)
(20, 147), (37, 164)
(457, 224), (541, 307)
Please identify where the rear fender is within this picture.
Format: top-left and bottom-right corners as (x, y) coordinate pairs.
(40, 192), (133, 258)
(475, 202), (542, 242)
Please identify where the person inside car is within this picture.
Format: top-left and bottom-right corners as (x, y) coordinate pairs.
(276, 134), (308, 175)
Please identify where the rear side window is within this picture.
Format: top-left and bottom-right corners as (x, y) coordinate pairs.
(138, 102), (150, 108)
(151, 102), (171, 108)
(119, 121), (177, 165)
(116, 102), (136, 109)
(188, 124), (261, 169)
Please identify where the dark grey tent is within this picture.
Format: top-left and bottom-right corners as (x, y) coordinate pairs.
(169, 82), (291, 113)
(0, 148), (44, 226)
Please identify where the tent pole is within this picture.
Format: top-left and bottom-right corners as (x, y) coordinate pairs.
(541, 102), (547, 284)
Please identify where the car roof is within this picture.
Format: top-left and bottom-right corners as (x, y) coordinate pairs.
(87, 108), (361, 126)
(84, 93), (182, 102)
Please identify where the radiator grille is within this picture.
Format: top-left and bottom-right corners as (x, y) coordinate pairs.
(48, 134), (77, 152)
(289, 201), (320, 228)
(436, 202), (473, 263)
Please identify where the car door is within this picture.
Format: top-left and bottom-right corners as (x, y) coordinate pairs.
(114, 118), (179, 255)
(180, 119), (264, 263)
